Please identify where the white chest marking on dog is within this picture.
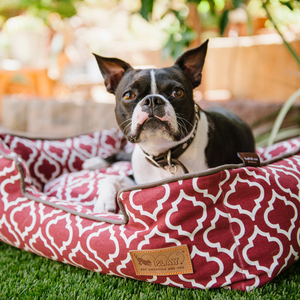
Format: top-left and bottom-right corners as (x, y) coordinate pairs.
(150, 69), (158, 94)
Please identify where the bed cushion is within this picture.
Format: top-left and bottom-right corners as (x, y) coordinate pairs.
(43, 161), (132, 212)
(0, 130), (129, 190)
(0, 131), (299, 291)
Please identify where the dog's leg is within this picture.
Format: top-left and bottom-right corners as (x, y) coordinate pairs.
(94, 175), (135, 213)
(83, 157), (110, 170)
(83, 152), (132, 170)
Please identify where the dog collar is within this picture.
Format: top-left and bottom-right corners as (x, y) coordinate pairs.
(142, 104), (200, 175)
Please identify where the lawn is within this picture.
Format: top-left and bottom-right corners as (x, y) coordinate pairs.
(0, 242), (299, 299)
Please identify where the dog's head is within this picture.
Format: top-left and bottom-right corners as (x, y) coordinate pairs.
(94, 40), (208, 148)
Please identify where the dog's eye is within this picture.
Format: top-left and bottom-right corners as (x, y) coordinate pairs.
(172, 88), (184, 98)
(123, 91), (135, 101)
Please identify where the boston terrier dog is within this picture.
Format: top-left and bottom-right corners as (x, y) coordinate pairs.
(91, 40), (255, 213)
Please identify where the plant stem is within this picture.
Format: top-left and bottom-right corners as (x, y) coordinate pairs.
(268, 88), (300, 145)
(262, 1), (300, 67)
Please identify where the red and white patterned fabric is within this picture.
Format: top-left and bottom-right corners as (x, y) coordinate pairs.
(0, 130), (299, 291)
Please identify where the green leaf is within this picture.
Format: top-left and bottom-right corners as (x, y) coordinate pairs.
(219, 9), (229, 36)
(181, 27), (197, 43)
(140, 0), (154, 21)
(233, 0), (245, 9)
(54, 2), (77, 18)
(162, 34), (187, 60)
(187, 0), (202, 4)
(208, 0), (216, 14)
(280, 0), (294, 10)
(19, 0), (77, 19)
(162, 37), (174, 60)
(173, 43), (185, 60)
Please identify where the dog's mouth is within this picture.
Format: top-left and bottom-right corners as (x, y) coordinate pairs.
(141, 117), (167, 130)
(126, 116), (180, 143)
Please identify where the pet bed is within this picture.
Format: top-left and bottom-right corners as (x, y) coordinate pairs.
(0, 129), (299, 291)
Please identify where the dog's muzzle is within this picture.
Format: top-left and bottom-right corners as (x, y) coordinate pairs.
(128, 94), (178, 142)
(140, 94), (166, 117)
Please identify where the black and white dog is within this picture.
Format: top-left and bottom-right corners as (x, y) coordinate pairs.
(89, 40), (255, 213)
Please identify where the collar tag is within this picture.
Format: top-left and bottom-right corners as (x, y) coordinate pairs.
(166, 150), (178, 176)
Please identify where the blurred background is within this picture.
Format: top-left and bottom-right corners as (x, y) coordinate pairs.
(0, 0), (300, 145)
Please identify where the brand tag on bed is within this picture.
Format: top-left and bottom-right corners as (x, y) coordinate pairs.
(130, 245), (193, 276)
(238, 152), (261, 167)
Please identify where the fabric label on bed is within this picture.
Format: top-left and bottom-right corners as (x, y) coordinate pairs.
(238, 152), (261, 167)
(130, 245), (193, 276)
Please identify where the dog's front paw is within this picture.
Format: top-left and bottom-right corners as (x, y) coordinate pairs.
(94, 175), (135, 213)
(83, 157), (110, 170)
(94, 195), (117, 213)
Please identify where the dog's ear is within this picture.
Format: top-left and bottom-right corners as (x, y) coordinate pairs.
(175, 40), (208, 89)
(93, 54), (132, 94)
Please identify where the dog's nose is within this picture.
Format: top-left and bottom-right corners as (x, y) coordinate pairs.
(141, 96), (165, 109)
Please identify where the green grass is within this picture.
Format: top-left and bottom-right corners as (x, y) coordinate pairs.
(0, 242), (299, 299)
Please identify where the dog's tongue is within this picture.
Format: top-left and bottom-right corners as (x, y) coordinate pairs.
(137, 111), (149, 125)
